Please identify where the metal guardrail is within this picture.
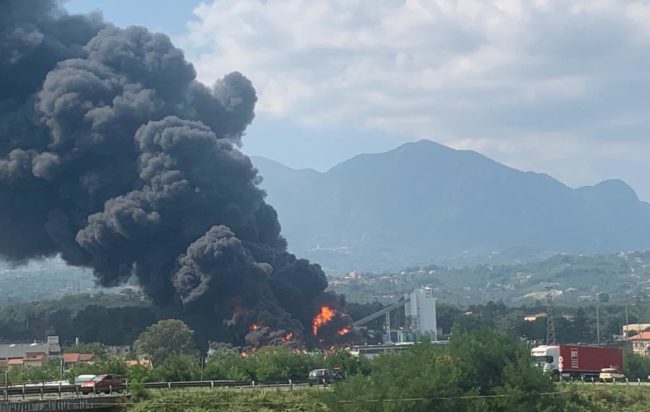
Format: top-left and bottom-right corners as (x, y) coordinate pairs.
(0, 379), (313, 400)
(3, 375), (648, 399)
(557, 376), (650, 386)
(141, 379), (309, 390)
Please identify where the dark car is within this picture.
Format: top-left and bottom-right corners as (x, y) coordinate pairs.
(308, 369), (343, 386)
(80, 374), (125, 394)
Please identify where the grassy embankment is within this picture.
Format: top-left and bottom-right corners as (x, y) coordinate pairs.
(124, 384), (650, 412)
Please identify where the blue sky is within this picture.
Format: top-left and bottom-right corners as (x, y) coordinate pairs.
(66, 0), (204, 36)
(65, 1), (650, 200)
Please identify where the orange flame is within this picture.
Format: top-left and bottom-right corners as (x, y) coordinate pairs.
(312, 305), (336, 336)
(250, 323), (259, 331)
(337, 327), (350, 336)
(283, 332), (295, 341)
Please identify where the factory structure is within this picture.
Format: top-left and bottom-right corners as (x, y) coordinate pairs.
(349, 287), (442, 357)
(404, 287), (438, 342)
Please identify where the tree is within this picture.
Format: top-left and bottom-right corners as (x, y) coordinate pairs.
(151, 354), (200, 382)
(134, 319), (197, 365)
(204, 348), (252, 381)
(570, 308), (591, 343)
(451, 313), (495, 334)
(623, 350), (650, 380)
(436, 303), (463, 335)
(325, 330), (567, 412)
(325, 341), (467, 412)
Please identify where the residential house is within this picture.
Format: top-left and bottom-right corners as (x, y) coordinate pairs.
(623, 324), (650, 334)
(106, 345), (131, 357)
(629, 331), (650, 356)
(126, 359), (153, 369)
(524, 313), (547, 322)
(6, 358), (24, 370)
(23, 352), (47, 368)
(63, 353), (96, 369)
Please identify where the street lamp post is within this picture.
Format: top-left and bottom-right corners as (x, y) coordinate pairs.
(596, 304), (600, 344)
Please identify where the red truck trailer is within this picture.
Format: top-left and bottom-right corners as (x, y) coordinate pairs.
(531, 344), (623, 378)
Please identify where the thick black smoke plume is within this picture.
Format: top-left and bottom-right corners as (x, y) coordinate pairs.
(0, 0), (352, 347)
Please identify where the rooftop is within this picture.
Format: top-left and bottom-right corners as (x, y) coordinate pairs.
(0, 343), (49, 359)
(63, 353), (95, 363)
(629, 331), (650, 340)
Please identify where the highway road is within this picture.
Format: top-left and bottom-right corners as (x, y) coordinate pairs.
(4, 377), (645, 403)
(1, 380), (329, 402)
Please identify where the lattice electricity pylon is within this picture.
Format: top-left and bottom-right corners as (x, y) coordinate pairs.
(546, 288), (556, 345)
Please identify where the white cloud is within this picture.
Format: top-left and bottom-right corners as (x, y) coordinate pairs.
(181, 0), (650, 198)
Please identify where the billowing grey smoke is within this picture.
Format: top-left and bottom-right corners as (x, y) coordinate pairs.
(0, 0), (350, 346)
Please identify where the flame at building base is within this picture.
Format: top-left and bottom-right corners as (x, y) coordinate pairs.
(309, 304), (355, 345)
(337, 327), (350, 336)
(312, 305), (336, 336)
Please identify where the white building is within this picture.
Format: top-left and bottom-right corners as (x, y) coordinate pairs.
(405, 287), (437, 341)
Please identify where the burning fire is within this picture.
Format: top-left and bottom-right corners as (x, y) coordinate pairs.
(250, 323), (260, 331)
(336, 327), (350, 336)
(282, 332), (295, 341)
(312, 305), (336, 336)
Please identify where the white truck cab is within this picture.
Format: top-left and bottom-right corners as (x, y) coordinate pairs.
(531, 345), (560, 374)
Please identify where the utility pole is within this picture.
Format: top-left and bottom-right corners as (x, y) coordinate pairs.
(546, 288), (556, 345)
(625, 305), (629, 337)
(385, 311), (392, 344)
(596, 304), (601, 344)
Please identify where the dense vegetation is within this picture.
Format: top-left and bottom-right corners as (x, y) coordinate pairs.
(2, 253), (649, 412)
(6, 321), (650, 411)
(1, 250), (648, 349)
(0, 291), (156, 345)
(120, 329), (650, 411)
(331, 251), (650, 306)
(128, 389), (327, 412)
(5, 251), (649, 308)
(122, 385), (650, 412)
(0, 290), (644, 349)
(6, 344), (368, 386)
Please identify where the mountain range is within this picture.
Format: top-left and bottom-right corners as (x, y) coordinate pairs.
(252, 140), (650, 273)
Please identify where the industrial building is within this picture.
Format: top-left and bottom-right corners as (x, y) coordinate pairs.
(349, 286), (444, 360)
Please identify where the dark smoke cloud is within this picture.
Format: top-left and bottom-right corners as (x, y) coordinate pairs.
(0, 0), (350, 346)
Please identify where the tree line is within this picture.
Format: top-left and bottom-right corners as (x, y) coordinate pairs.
(8, 318), (650, 411)
(124, 326), (650, 411)
(0, 292), (645, 350)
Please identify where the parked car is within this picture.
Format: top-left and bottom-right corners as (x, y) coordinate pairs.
(80, 374), (125, 394)
(599, 368), (625, 382)
(308, 369), (343, 386)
